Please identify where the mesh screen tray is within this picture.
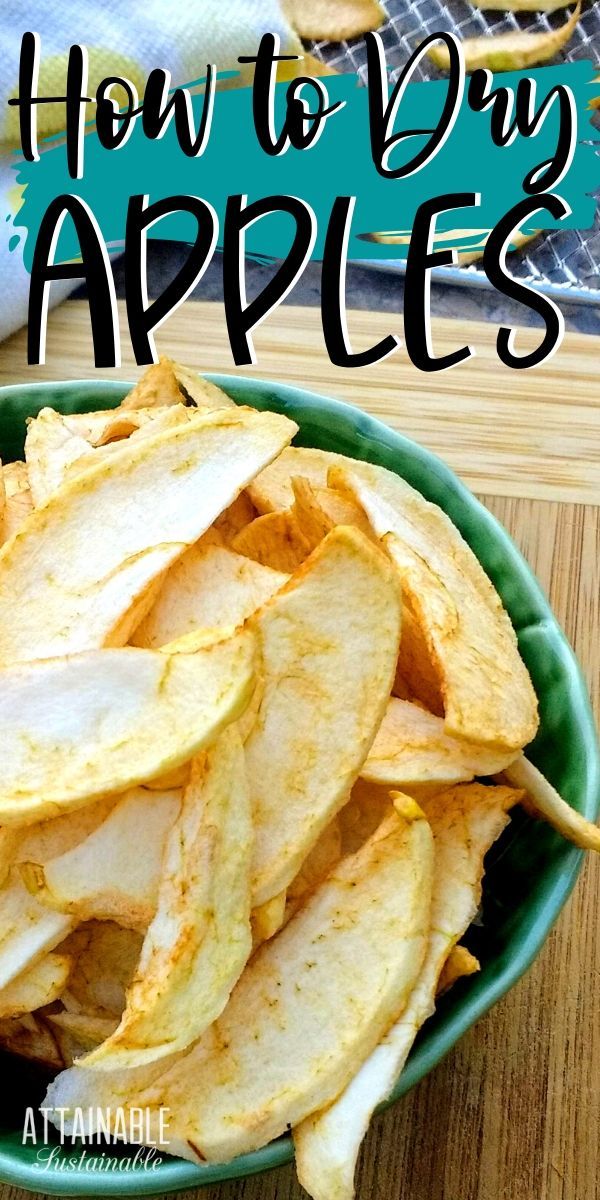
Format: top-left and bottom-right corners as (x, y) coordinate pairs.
(310, 0), (600, 300)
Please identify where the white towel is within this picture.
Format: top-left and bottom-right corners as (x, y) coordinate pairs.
(0, 0), (300, 342)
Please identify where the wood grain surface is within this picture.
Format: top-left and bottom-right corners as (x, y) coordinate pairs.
(1, 300), (599, 1200)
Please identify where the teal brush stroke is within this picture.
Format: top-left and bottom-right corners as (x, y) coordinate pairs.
(10, 64), (599, 269)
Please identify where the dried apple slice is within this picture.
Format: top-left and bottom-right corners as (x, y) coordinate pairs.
(473, 0), (571, 14)
(120, 358), (234, 412)
(0, 797), (118, 888)
(237, 475), (369, 568)
(82, 726), (253, 1069)
(395, 605), (444, 714)
(120, 359), (186, 410)
(293, 783), (522, 1200)
(0, 407), (296, 664)
(0, 952), (72, 1018)
(25, 405), (207, 506)
(251, 891), (288, 949)
(502, 753), (600, 851)
(331, 462), (538, 752)
(25, 408), (93, 506)
(282, 0), (385, 40)
(436, 945), (480, 995)
(212, 492), (258, 545)
(24, 788), (181, 930)
(291, 476), (372, 545)
(248, 446), (348, 514)
(48, 1011), (119, 1053)
(0, 631), (255, 824)
(338, 780), (392, 855)
(132, 544), (286, 649)
(43, 799), (433, 1162)
(246, 525), (401, 906)
(0, 461), (33, 544)
(428, 4), (580, 70)
(362, 697), (518, 788)
(63, 405), (192, 447)
(284, 817), (342, 924)
(232, 509), (312, 572)
(169, 361), (235, 410)
(0, 873), (73, 989)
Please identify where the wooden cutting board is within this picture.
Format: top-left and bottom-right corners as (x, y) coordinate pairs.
(1, 300), (599, 1200)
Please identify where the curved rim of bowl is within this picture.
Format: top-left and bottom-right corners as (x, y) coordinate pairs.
(0, 375), (597, 1197)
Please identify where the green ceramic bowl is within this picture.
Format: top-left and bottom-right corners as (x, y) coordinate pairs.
(0, 377), (598, 1197)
